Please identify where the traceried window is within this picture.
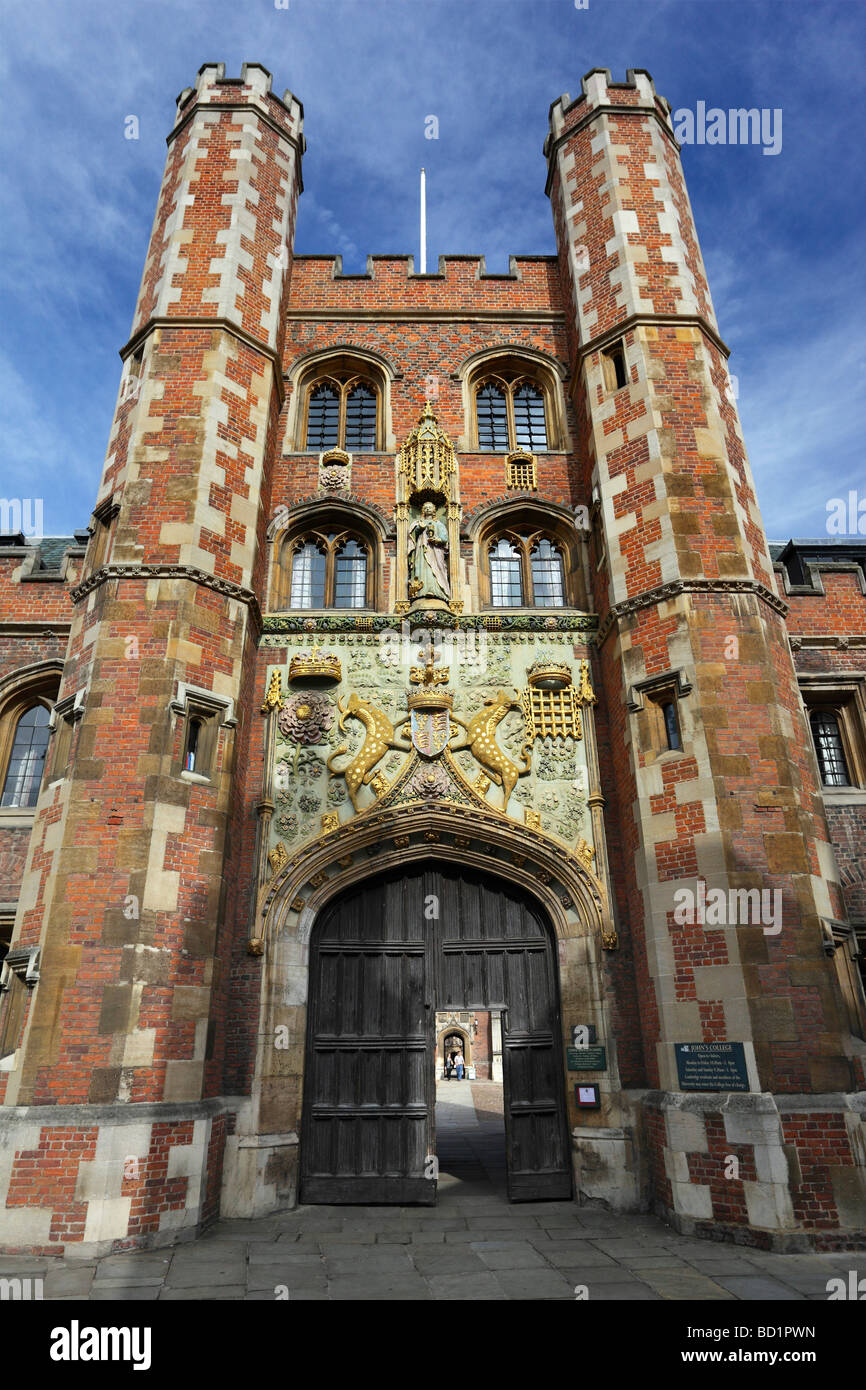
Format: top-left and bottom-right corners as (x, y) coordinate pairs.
(488, 530), (566, 609)
(283, 530), (370, 611)
(1, 704), (51, 807)
(475, 377), (549, 452)
(303, 374), (379, 451)
(810, 709), (851, 787)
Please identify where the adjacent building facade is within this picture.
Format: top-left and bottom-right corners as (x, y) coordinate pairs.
(0, 65), (864, 1253)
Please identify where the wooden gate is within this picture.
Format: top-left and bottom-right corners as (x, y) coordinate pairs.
(300, 865), (571, 1204)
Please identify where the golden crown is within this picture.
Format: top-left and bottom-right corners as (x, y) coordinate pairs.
(288, 647), (342, 684)
(407, 688), (454, 712)
(527, 660), (572, 690)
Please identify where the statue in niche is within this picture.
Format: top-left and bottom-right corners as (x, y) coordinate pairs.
(407, 501), (450, 601)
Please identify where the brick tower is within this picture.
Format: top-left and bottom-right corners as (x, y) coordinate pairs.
(545, 69), (864, 1238)
(0, 64), (303, 1251)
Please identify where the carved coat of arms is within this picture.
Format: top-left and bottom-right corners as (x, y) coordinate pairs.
(410, 707), (451, 758)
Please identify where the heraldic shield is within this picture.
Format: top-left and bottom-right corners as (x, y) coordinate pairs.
(410, 707), (451, 758)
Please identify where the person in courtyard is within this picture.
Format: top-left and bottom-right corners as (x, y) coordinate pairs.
(455, 1050), (465, 1080)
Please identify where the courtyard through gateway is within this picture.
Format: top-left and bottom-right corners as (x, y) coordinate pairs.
(2, 1079), (863, 1300)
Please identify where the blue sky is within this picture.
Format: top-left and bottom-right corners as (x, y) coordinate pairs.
(1, 0), (863, 541)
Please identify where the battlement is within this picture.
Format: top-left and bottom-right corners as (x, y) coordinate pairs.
(544, 67), (673, 177)
(288, 254), (564, 315)
(173, 61), (305, 153)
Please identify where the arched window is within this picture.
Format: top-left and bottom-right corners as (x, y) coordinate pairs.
(281, 529), (370, 611)
(1, 704), (51, 808)
(474, 372), (550, 452)
(487, 530), (566, 609)
(512, 384), (547, 451)
(529, 537), (565, 608)
(477, 384), (510, 452)
(810, 709), (851, 787)
(306, 385), (340, 450)
(302, 371), (380, 451)
(290, 540), (327, 609)
(489, 537), (523, 606)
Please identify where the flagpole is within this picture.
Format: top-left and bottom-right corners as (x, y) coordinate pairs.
(420, 167), (426, 274)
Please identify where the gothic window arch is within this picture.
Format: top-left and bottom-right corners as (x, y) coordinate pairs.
(273, 521), (376, 612)
(298, 356), (384, 452)
(486, 528), (567, 609)
(468, 356), (563, 454)
(476, 508), (583, 610)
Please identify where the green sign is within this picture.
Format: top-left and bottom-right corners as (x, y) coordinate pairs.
(567, 1044), (606, 1071)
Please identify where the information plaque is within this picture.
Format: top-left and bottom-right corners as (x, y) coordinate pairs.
(567, 1044), (606, 1071)
(674, 1042), (749, 1092)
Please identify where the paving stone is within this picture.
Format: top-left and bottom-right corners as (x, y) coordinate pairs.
(557, 1266), (643, 1284)
(89, 1287), (162, 1302)
(328, 1275), (432, 1300)
(160, 1286), (248, 1300)
(472, 1242), (549, 1270)
(164, 1262), (245, 1288)
(639, 1270), (736, 1300)
(411, 1249), (488, 1275)
(43, 1267), (96, 1296)
(427, 1272), (506, 1300)
(541, 1245), (618, 1268)
(713, 1276), (806, 1300)
(247, 1266), (326, 1291)
(315, 1231), (377, 1246)
(326, 1254), (413, 1275)
(491, 1268), (575, 1299)
(582, 1283), (663, 1301)
(408, 1230), (446, 1244)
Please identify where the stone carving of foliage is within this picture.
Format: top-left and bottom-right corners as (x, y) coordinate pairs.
(277, 811), (298, 840)
(298, 793), (319, 814)
(296, 750), (326, 784)
(327, 780), (347, 805)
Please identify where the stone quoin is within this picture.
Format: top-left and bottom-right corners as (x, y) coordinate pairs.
(0, 64), (864, 1257)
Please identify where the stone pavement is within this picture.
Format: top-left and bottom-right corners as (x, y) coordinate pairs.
(2, 1081), (863, 1301)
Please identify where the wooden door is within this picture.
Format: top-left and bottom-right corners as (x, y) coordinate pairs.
(437, 872), (572, 1201)
(301, 864), (571, 1204)
(300, 872), (435, 1204)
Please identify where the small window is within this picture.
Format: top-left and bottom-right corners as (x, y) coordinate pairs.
(178, 706), (221, 781)
(810, 710), (851, 787)
(184, 718), (204, 773)
(636, 681), (688, 759)
(602, 343), (628, 392)
(662, 700), (682, 752)
(1, 705), (50, 807)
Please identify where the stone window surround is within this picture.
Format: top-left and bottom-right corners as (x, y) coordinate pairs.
(169, 683), (237, 785)
(627, 668), (693, 759)
(799, 673), (866, 793)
